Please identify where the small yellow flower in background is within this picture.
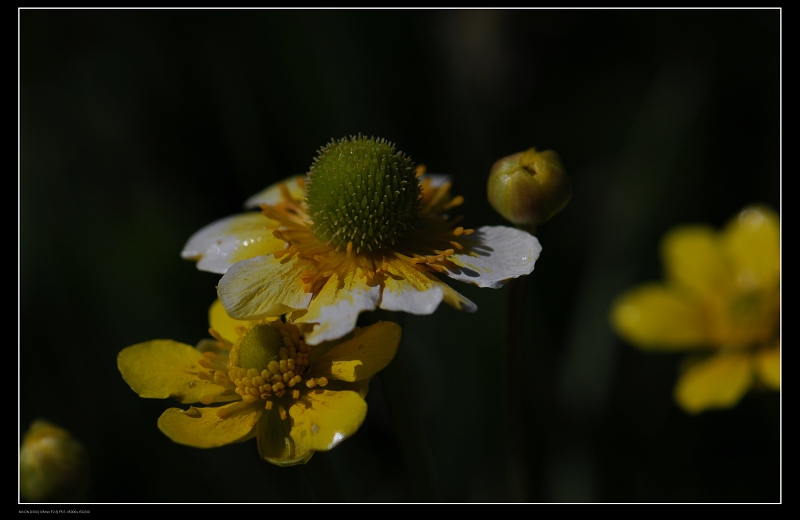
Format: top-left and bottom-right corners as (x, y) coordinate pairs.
(20, 419), (90, 502)
(182, 135), (542, 345)
(118, 300), (401, 466)
(611, 205), (780, 414)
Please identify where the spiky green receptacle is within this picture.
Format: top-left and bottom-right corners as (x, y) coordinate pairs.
(306, 135), (421, 253)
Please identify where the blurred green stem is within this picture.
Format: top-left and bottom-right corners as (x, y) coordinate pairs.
(504, 225), (536, 502)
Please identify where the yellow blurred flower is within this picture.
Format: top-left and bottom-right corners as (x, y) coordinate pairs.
(611, 205), (780, 413)
(118, 300), (401, 466)
(181, 135), (541, 346)
(20, 419), (90, 502)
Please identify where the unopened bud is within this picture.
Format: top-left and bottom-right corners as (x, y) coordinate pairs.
(487, 147), (571, 228)
(20, 419), (90, 503)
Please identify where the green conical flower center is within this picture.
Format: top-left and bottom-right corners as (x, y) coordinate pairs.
(305, 135), (421, 253)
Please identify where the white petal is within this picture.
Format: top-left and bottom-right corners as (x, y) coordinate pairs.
(217, 254), (312, 319)
(438, 282), (478, 313)
(244, 174), (307, 209)
(445, 225), (542, 288)
(377, 257), (448, 315)
(420, 173), (452, 187)
(380, 277), (445, 315)
(294, 271), (381, 345)
(181, 212), (284, 274)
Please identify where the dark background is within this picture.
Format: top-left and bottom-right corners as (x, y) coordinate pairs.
(19, 8), (780, 503)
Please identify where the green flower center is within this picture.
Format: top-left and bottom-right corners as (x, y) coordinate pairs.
(305, 135), (421, 253)
(227, 321), (326, 407)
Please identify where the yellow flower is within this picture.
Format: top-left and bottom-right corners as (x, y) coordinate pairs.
(611, 205), (780, 413)
(20, 419), (90, 503)
(117, 300), (401, 466)
(182, 135), (542, 345)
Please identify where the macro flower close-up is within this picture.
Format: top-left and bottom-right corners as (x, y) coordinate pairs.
(21, 8), (780, 503)
(182, 135), (542, 345)
(610, 205), (780, 414)
(117, 300), (401, 466)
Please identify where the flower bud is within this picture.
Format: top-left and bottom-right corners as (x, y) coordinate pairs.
(487, 147), (572, 228)
(20, 419), (90, 503)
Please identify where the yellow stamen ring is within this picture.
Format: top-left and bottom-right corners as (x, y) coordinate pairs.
(262, 179), (474, 295)
(211, 320), (326, 418)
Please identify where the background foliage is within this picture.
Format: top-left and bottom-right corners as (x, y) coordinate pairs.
(19, 8), (780, 503)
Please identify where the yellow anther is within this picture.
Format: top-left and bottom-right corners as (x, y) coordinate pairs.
(242, 394), (258, 403)
(292, 389), (300, 399)
(268, 361), (281, 374)
(279, 408), (287, 421)
(306, 379), (317, 388)
(445, 195), (464, 209)
(317, 377), (328, 387)
(199, 396), (213, 405)
(265, 400), (273, 410)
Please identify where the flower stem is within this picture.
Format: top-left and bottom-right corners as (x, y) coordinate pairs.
(503, 224), (536, 502)
(503, 275), (532, 501)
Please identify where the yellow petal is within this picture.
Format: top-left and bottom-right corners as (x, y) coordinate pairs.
(311, 321), (401, 382)
(610, 283), (708, 349)
(157, 402), (261, 448)
(674, 352), (753, 414)
(288, 389), (367, 451)
(661, 225), (731, 298)
(255, 409), (314, 466)
(754, 342), (780, 390)
(208, 299), (263, 344)
(118, 340), (234, 404)
(722, 205), (780, 292)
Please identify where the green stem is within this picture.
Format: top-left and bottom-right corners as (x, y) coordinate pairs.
(504, 274), (532, 502)
(503, 223), (537, 502)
